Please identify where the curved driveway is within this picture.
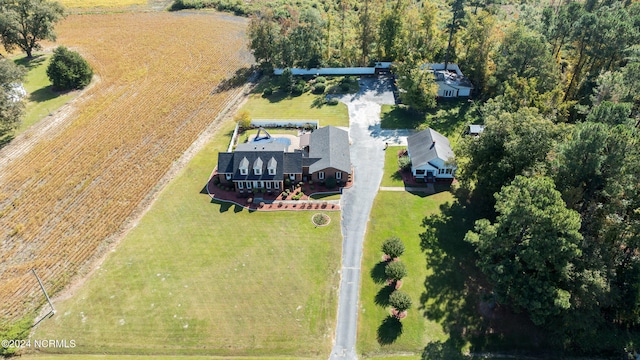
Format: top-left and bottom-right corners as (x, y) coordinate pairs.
(330, 77), (396, 360)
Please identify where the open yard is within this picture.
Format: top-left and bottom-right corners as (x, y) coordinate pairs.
(31, 121), (342, 357)
(240, 79), (350, 128)
(357, 191), (452, 356)
(13, 55), (76, 135)
(0, 11), (252, 329)
(380, 102), (481, 149)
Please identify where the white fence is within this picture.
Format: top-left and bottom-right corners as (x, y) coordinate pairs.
(251, 120), (319, 129)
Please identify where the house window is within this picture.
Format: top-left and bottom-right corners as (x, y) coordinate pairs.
(266, 182), (271, 189)
(416, 169), (425, 175)
(240, 168), (248, 175)
(269, 168), (276, 175)
(446, 168), (453, 174)
(336, 172), (342, 180)
(225, 173), (232, 180)
(238, 182), (243, 189)
(275, 182), (280, 189)
(246, 181), (252, 189)
(254, 168), (262, 175)
(318, 171), (325, 180)
(438, 168), (445, 174)
(289, 174), (295, 180)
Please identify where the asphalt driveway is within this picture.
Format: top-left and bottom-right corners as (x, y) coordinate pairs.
(330, 76), (396, 359)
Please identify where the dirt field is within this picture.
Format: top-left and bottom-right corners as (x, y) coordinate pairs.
(0, 11), (252, 324)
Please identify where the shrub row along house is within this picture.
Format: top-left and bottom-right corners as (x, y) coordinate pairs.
(216, 126), (352, 194)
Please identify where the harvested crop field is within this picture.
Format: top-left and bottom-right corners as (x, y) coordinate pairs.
(0, 11), (252, 324)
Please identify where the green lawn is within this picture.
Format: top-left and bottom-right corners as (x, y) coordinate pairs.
(20, 356), (310, 360)
(14, 54), (76, 134)
(381, 146), (405, 188)
(357, 191), (453, 357)
(380, 102), (481, 149)
(32, 121), (342, 358)
(240, 79), (350, 128)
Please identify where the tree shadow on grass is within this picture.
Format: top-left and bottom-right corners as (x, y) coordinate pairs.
(311, 95), (326, 108)
(28, 86), (65, 103)
(374, 285), (394, 307)
(13, 54), (47, 69)
(377, 315), (403, 345)
(381, 106), (423, 130)
(370, 261), (388, 285)
(390, 170), (403, 182)
(418, 194), (548, 354)
(419, 198), (486, 343)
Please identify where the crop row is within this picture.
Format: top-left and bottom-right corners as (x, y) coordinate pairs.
(0, 11), (250, 321)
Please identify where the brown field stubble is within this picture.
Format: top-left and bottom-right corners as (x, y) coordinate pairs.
(0, 12), (251, 322)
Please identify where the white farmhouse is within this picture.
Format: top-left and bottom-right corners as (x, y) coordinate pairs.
(406, 128), (456, 182)
(422, 63), (473, 98)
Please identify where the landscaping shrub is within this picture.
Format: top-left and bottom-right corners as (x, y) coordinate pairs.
(327, 97), (339, 105)
(382, 237), (405, 260)
(398, 155), (412, 171)
(263, 86), (273, 96)
(291, 80), (305, 96)
(340, 82), (350, 92)
(46, 46), (93, 90)
(389, 290), (412, 314)
(315, 76), (326, 84)
(385, 261), (408, 282)
(312, 83), (326, 94)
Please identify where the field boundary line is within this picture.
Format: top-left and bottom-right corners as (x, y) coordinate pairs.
(0, 75), (101, 183)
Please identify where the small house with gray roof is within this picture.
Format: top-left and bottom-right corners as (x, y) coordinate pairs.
(406, 128), (456, 182)
(216, 126), (351, 193)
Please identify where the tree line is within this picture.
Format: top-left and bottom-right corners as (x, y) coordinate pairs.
(448, 1), (640, 353)
(248, 0), (639, 115)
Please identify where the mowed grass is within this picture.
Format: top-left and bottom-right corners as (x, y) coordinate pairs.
(13, 54), (75, 134)
(357, 190), (453, 357)
(380, 102), (480, 149)
(20, 356), (307, 360)
(240, 81), (349, 128)
(57, 0), (146, 8)
(33, 121), (342, 357)
(381, 146), (405, 188)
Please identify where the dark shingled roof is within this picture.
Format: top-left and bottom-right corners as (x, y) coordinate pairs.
(217, 153), (234, 173)
(308, 126), (351, 173)
(406, 128), (454, 168)
(217, 150), (304, 180)
(283, 152), (303, 174)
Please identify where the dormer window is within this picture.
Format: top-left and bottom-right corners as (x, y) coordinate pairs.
(253, 157), (263, 175)
(267, 157), (277, 175)
(239, 157), (249, 176)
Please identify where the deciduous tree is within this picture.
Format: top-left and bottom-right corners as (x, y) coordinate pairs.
(0, 58), (26, 138)
(0, 0), (65, 58)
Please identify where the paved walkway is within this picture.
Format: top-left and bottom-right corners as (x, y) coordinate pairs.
(330, 77), (395, 360)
